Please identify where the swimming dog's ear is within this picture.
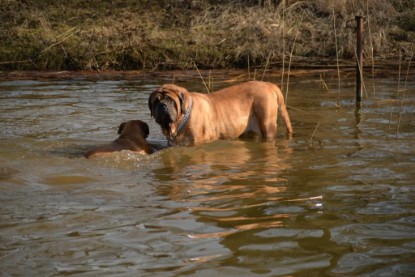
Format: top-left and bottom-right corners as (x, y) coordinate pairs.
(118, 122), (126, 134)
(139, 121), (150, 138)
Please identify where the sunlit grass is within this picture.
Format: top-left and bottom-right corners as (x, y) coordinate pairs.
(0, 0), (414, 70)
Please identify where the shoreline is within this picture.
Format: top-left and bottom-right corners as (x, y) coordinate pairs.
(1, 63), (413, 82)
(1, 1), (414, 72)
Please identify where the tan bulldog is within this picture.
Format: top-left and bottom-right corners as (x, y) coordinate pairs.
(148, 81), (293, 145)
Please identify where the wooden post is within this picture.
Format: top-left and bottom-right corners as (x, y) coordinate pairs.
(356, 16), (364, 103)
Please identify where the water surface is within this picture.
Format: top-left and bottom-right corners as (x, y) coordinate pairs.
(1, 71), (414, 276)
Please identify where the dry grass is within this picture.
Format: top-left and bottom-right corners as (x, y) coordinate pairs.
(0, 0), (414, 70)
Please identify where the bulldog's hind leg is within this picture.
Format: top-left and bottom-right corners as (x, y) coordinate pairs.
(259, 120), (277, 141)
(256, 104), (278, 141)
(255, 99), (278, 141)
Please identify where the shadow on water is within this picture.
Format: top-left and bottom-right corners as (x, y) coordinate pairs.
(0, 71), (415, 276)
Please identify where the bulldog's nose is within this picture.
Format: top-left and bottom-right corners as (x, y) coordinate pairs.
(158, 102), (168, 110)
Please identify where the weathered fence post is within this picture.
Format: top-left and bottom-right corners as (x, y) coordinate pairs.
(356, 16), (364, 103)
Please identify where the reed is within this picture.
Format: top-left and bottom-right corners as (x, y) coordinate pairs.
(396, 45), (414, 138)
(208, 70), (213, 92)
(319, 74), (329, 92)
(366, 0), (376, 100)
(309, 121), (321, 148)
(389, 50), (402, 130)
(285, 12), (304, 103)
(332, 6), (341, 107)
(247, 54), (251, 81)
(261, 50), (273, 81)
(193, 60), (210, 93)
(280, 0), (286, 91)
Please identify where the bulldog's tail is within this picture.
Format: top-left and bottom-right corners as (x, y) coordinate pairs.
(275, 87), (293, 134)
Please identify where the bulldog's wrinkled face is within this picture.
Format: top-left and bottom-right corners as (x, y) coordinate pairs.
(152, 93), (178, 133)
(148, 84), (187, 137)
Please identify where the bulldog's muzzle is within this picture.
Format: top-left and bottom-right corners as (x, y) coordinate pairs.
(153, 99), (178, 134)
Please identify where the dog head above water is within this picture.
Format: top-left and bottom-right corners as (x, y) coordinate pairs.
(148, 84), (189, 137)
(117, 120), (149, 139)
(85, 119), (151, 158)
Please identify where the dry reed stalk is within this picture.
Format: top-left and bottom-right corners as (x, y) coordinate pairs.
(193, 60), (210, 93)
(285, 14), (303, 103)
(389, 50), (402, 130)
(396, 45), (414, 138)
(40, 31), (76, 55)
(56, 27), (77, 39)
(319, 74), (329, 92)
(280, 0), (286, 92)
(248, 54), (251, 81)
(287, 105), (309, 114)
(366, 0), (376, 100)
(0, 60), (32, 65)
(208, 70), (213, 92)
(309, 121), (321, 147)
(261, 50), (272, 81)
(222, 74), (248, 84)
(332, 6), (341, 107)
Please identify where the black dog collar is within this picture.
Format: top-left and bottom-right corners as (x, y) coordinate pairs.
(168, 96), (193, 145)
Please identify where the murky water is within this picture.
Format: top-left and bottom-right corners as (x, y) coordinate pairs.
(1, 71), (414, 276)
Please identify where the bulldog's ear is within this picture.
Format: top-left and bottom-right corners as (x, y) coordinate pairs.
(118, 122), (126, 134)
(140, 122), (150, 139)
(178, 90), (187, 114)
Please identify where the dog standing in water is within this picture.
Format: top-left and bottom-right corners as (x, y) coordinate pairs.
(85, 120), (153, 158)
(148, 81), (293, 145)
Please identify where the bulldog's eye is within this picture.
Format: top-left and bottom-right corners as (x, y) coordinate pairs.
(165, 95), (174, 102)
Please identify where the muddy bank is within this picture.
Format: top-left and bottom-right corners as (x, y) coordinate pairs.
(1, 0), (414, 71)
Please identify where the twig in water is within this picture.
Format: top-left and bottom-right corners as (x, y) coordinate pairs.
(309, 121), (321, 147)
(320, 74), (329, 92)
(287, 105), (310, 114)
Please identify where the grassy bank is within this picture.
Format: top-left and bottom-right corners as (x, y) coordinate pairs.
(1, 0), (414, 71)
